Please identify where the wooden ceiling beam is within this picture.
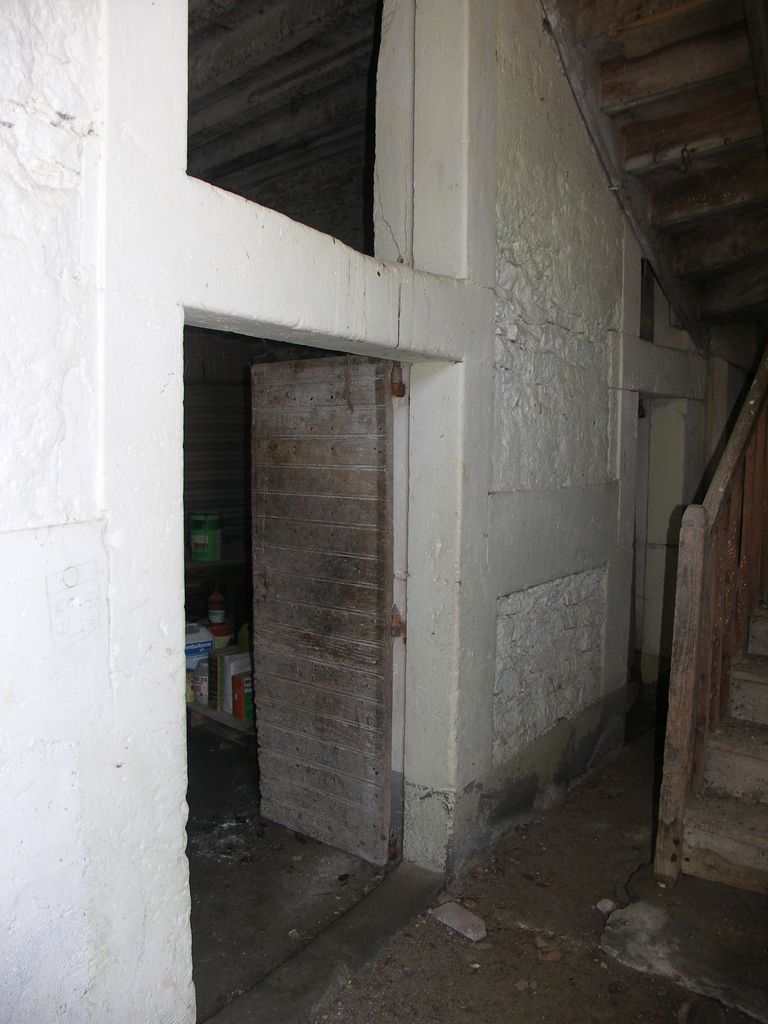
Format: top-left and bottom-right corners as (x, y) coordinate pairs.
(651, 149), (768, 227)
(541, 0), (704, 344)
(600, 24), (751, 113)
(672, 206), (768, 278)
(623, 85), (761, 173)
(744, 0), (768, 159)
(577, 0), (744, 62)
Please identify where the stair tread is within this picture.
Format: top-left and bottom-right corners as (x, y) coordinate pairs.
(685, 793), (768, 848)
(732, 654), (768, 683)
(708, 719), (768, 760)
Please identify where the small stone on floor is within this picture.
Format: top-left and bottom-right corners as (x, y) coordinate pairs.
(429, 901), (487, 941)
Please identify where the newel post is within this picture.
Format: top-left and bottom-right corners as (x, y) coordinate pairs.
(654, 504), (709, 888)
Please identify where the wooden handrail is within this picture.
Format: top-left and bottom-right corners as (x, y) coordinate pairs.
(655, 341), (768, 888)
(703, 351), (768, 524)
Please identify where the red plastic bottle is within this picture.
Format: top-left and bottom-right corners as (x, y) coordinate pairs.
(208, 586), (225, 624)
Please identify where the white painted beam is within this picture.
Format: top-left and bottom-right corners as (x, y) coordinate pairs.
(412, 0), (496, 285)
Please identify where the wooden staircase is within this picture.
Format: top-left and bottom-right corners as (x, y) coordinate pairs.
(541, 0), (768, 348)
(655, 347), (768, 894)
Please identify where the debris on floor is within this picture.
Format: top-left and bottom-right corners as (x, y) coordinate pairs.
(428, 902), (487, 941)
(596, 897), (618, 915)
(310, 732), (763, 1024)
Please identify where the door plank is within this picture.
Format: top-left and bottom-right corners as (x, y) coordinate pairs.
(253, 650), (384, 700)
(257, 724), (386, 782)
(253, 491), (385, 526)
(253, 625), (383, 669)
(258, 464), (382, 498)
(255, 519), (383, 557)
(262, 573), (384, 616)
(256, 697), (384, 756)
(254, 437), (388, 467)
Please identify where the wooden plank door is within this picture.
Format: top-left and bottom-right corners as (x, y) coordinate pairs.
(251, 355), (395, 865)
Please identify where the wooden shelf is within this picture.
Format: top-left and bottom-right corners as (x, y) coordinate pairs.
(187, 701), (255, 746)
(185, 558), (248, 574)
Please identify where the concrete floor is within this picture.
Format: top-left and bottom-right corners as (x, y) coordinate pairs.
(185, 725), (383, 1022)
(187, 717), (767, 1024)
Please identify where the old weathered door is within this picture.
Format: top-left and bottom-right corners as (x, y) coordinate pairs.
(251, 355), (395, 864)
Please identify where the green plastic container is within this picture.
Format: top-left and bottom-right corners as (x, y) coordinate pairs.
(189, 512), (222, 562)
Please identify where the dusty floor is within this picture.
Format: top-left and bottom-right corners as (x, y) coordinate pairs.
(307, 730), (766, 1024)
(186, 725), (382, 1022)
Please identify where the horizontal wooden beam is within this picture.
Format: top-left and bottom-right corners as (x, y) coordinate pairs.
(700, 259), (768, 321)
(672, 205), (768, 278)
(623, 84), (761, 173)
(577, 0), (743, 62)
(651, 149), (768, 227)
(600, 24), (751, 113)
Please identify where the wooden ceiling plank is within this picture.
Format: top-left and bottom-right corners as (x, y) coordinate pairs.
(744, 0), (768, 159)
(542, 0), (704, 344)
(189, 0), (375, 98)
(700, 259), (768, 320)
(600, 24), (752, 113)
(623, 85), (762, 173)
(188, 35), (374, 146)
(673, 206), (768, 278)
(651, 149), (768, 227)
(188, 76), (370, 178)
(210, 125), (366, 197)
(577, 0), (744, 62)
(188, 0), (251, 42)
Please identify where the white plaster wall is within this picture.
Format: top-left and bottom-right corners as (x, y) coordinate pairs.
(0, 4), (110, 1021)
(1, 3), (195, 1021)
(491, 0), (625, 760)
(0, 0), (100, 530)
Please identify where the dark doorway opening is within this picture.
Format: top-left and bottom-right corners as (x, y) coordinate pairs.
(183, 327), (402, 1019)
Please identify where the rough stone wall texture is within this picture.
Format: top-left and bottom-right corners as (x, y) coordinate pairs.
(491, 0), (624, 766)
(494, 0), (623, 497)
(495, 0), (623, 339)
(494, 567), (607, 766)
(0, 0), (100, 532)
